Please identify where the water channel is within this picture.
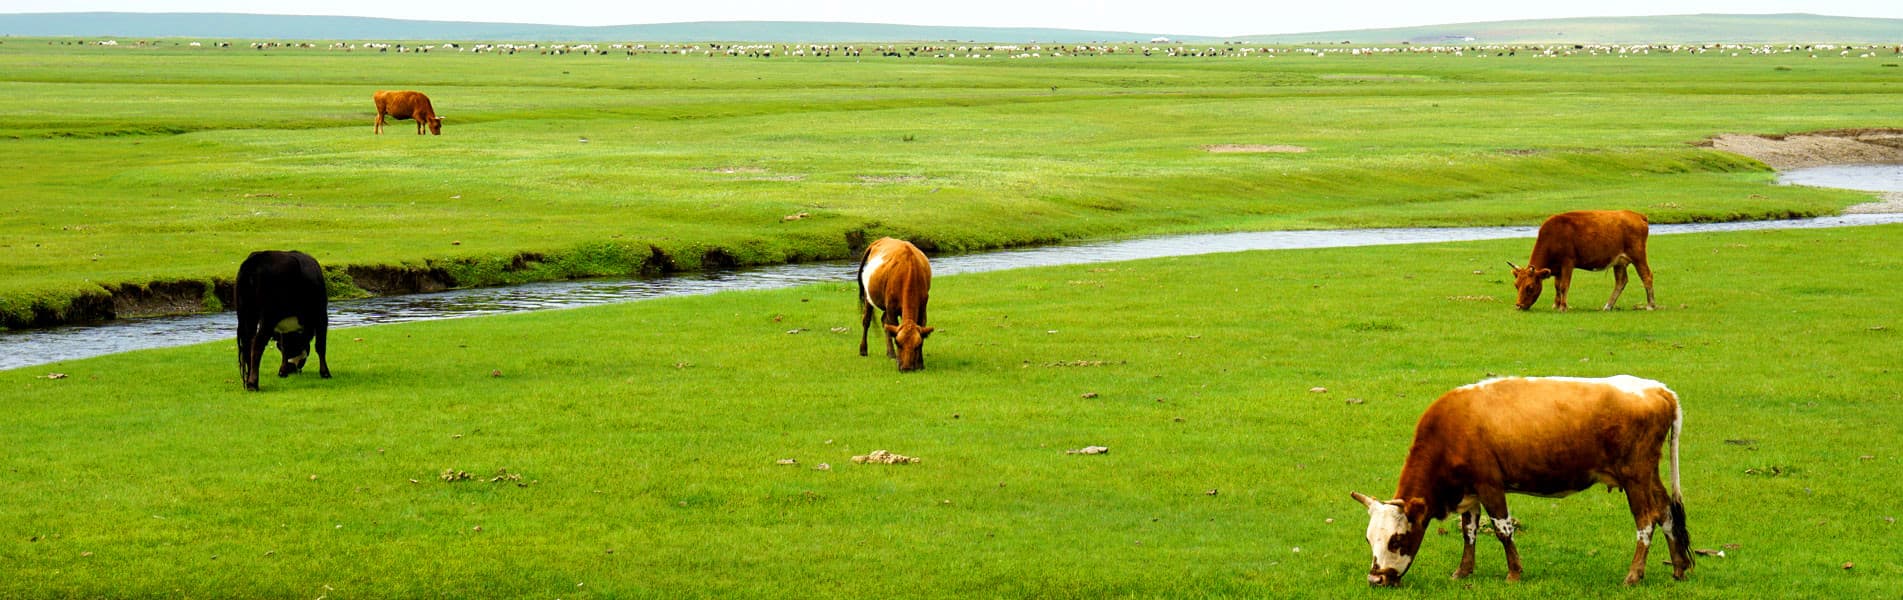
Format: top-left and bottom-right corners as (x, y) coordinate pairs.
(4, 164), (1899, 371)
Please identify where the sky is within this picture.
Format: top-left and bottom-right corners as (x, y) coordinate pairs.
(4, 1), (1900, 37)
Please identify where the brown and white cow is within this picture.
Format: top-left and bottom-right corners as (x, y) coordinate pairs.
(857, 237), (934, 371)
(1351, 375), (1691, 586)
(1509, 210), (1655, 311)
(373, 90), (443, 135)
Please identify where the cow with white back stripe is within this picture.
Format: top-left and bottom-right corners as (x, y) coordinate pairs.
(1352, 375), (1692, 586)
(857, 237), (934, 371)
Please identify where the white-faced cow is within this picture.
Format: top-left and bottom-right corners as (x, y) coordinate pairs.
(373, 90), (443, 135)
(235, 250), (331, 391)
(858, 237), (935, 371)
(1352, 375), (1691, 586)
(1509, 210), (1655, 311)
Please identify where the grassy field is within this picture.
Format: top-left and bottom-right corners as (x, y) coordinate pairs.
(3, 224), (1899, 597)
(1, 40), (1896, 326)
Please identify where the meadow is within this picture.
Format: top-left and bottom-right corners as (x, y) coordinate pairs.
(0, 40), (1896, 325)
(1, 38), (1901, 597)
(4, 224), (1900, 597)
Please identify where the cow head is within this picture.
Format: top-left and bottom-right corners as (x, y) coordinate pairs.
(275, 330), (313, 377)
(883, 322), (935, 372)
(1353, 492), (1429, 586)
(1507, 261), (1553, 310)
(427, 115), (443, 135)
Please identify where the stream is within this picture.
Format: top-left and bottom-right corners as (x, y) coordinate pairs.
(3, 164), (1898, 371)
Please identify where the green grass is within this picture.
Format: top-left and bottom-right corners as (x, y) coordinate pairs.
(4, 224), (1899, 597)
(1, 40), (1893, 325)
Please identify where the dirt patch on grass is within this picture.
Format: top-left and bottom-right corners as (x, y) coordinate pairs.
(1844, 192), (1903, 214)
(1705, 129), (1903, 169)
(856, 175), (927, 183)
(1203, 144), (1308, 154)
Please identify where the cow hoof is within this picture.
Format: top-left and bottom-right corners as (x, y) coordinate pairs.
(1450, 570), (1473, 580)
(1505, 572), (1522, 583)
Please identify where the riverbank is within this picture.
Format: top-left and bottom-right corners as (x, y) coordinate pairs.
(11, 211), (1903, 371)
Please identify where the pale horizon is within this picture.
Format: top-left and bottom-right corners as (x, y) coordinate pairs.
(3, 1), (1900, 37)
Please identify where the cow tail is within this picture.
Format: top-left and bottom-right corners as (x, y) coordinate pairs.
(1667, 396), (1691, 551)
(854, 244), (872, 306)
(1669, 398), (1683, 503)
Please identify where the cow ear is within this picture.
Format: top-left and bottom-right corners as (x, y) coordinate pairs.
(1402, 498), (1428, 521)
(1535, 268), (1553, 279)
(883, 324), (899, 334)
(1351, 491), (1379, 508)
(920, 326), (935, 338)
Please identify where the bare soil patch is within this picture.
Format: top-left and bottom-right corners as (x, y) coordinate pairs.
(855, 175), (927, 183)
(1844, 192), (1903, 214)
(1704, 128), (1903, 169)
(1203, 144), (1309, 154)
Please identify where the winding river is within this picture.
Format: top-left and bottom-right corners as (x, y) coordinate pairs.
(3, 164), (1899, 371)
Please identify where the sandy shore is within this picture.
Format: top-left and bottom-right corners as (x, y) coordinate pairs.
(1705, 129), (1903, 213)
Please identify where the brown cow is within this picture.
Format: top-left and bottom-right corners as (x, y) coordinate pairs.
(373, 90), (443, 135)
(1352, 375), (1692, 587)
(857, 237), (935, 371)
(1509, 210), (1655, 311)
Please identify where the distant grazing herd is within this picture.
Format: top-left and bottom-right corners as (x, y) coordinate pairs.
(237, 98), (1686, 585)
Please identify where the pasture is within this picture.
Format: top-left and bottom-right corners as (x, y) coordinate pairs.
(1, 38), (1900, 597)
(4, 225), (1901, 597)
(0, 40), (1894, 325)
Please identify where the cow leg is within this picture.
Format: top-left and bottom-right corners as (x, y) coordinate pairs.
(1477, 488), (1524, 582)
(1621, 477), (1667, 585)
(1634, 256), (1657, 310)
(244, 330), (274, 391)
(375, 113), (385, 134)
(315, 322), (331, 379)
(882, 311), (900, 358)
(1605, 264), (1629, 311)
(237, 315), (259, 390)
(859, 300), (875, 357)
(1553, 267), (1573, 312)
(1452, 509), (1480, 579)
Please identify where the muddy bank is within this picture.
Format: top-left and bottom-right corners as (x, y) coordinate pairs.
(0, 232), (911, 330)
(1705, 128), (1903, 169)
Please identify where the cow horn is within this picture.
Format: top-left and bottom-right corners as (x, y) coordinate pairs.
(1351, 491), (1379, 508)
(1506, 261), (1519, 270)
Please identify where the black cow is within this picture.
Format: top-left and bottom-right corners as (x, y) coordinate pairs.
(235, 250), (331, 390)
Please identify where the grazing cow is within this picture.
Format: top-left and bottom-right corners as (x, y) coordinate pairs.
(857, 237), (934, 371)
(372, 90), (443, 135)
(235, 251), (331, 391)
(1351, 375), (1692, 587)
(1509, 210), (1655, 311)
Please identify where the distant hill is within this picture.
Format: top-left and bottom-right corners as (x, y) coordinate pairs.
(1237, 13), (1903, 45)
(0, 11), (1897, 44)
(0, 12), (1167, 43)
